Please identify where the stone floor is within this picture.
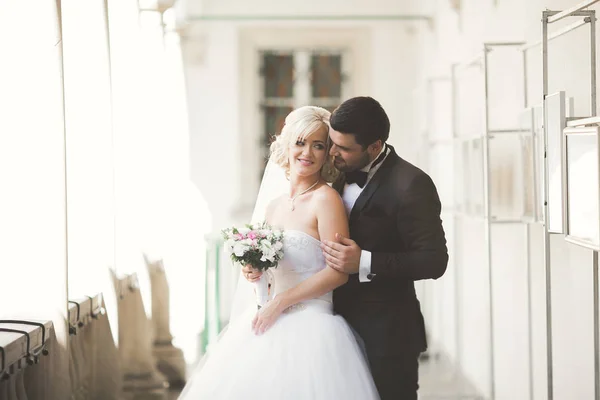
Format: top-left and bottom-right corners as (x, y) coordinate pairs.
(418, 351), (483, 400)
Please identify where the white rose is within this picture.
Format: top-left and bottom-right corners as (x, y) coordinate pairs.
(262, 251), (274, 263)
(259, 229), (270, 237)
(224, 239), (235, 254)
(260, 241), (272, 255)
(233, 243), (248, 257)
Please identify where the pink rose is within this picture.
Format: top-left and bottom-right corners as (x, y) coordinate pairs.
(248, 231), (257, 240)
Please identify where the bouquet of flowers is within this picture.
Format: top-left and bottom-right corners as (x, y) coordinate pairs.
(222, 222), (284, 307)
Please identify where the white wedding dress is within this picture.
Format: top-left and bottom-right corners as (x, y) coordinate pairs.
(179, 229), (380, 399)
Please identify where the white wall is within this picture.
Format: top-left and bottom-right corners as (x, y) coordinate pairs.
(180, 0), (428, 229)
(0, 1), (70, 397)
(415, 0), (600, 399)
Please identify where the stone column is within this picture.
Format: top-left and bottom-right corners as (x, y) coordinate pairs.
(91, 296), (122, 400)
(145, 257), (186, 389)
(16, 370), (28, 400)
(112, 271), (168, 400)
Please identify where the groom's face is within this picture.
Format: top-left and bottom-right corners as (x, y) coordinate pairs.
(328, 129), (372, 173)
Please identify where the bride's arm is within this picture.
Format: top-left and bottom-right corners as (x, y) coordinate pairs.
(276, 189), (349, 306)
(252, 188), (349, 334)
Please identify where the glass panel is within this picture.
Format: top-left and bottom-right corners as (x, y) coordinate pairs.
(431, 80), (453, 140)
(489, 134), (523, 220)
(0, 0), (68, 321)
(521, 134), (535, 220)
(487, 46), (525, 131)
(62, 0), (115, 299)
(519, 109), (535, 221)
(0, 1), (70, 396)
(548, 27), (592, 116)
(545, 92), (566, 233)
(454, 141), (467, 213)
(457, 141), (472, 213)
(566, 129), (599, 249)
(470, 138), (485, 216)
(456, 66), (484, 138)
(261, 106), (293, 178)
(263, 53), (294, 98)
(429, 143), (454, 210)
(413, 85), (427, 141)
(311, 54), (342, 98)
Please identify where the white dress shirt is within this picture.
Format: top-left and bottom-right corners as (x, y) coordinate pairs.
(341, 145), (390, 283)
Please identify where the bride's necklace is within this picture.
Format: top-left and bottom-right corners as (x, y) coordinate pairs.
(288, 180), (319, 211)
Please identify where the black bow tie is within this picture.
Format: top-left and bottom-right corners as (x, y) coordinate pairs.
(345, 147), (387, 188)
(345, 170), (369, 188)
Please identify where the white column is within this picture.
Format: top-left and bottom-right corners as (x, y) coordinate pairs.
(146, 258), (187, 387)
(114, 272), (168, 400)
(93, 296), (123, 400)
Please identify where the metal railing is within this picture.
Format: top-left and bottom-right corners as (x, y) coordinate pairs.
(199, 234), (224, 356)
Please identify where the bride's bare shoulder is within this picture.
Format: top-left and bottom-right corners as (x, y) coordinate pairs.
(312, 184), (343, 209)
(312, 184), (348, 238)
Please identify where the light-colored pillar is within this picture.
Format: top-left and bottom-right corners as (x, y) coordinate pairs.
(92, 296), (123, 400)
(113, 271), (168, 400)
(145, 257), (186, 388)
(23, 325), (70, 400)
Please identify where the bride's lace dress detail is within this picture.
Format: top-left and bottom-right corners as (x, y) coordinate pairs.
(180, 230), (379, 399)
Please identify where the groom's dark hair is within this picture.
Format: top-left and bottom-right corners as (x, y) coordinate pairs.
(330, 96), (390, 148)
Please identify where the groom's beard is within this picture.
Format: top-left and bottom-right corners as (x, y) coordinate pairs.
(334, 151), (371, 173)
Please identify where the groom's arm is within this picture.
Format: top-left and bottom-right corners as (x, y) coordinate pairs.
(321, 173), (448, 281)
(370, 173), (448, 281)
(264, 189), (350, 309)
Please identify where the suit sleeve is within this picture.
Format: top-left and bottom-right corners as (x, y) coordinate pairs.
(370, 173), (448, 281)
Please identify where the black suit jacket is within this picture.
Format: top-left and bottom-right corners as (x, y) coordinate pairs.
(333, 145), (448, 357)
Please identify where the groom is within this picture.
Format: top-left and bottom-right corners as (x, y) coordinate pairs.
(321, 96), (448, 400)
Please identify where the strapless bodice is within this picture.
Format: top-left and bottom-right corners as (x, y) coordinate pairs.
(271, 230), (332, 305)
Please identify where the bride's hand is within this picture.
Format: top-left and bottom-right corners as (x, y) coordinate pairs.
(252, 297), (284, 335)
(242, 264), (263, 283)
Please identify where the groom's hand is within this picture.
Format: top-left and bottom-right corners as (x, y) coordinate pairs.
(321, 233), (361, 274)
(242, 265), (262, 283)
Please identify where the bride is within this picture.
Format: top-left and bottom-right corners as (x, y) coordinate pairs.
(179, 106), (380, 399)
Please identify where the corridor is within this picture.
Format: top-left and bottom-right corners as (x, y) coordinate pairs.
(1, 0), (600, 399)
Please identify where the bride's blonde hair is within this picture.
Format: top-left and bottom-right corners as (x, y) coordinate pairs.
(269, 106), (340, 183)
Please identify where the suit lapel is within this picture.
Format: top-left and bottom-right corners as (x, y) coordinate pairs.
(349, 146), (399, 221)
